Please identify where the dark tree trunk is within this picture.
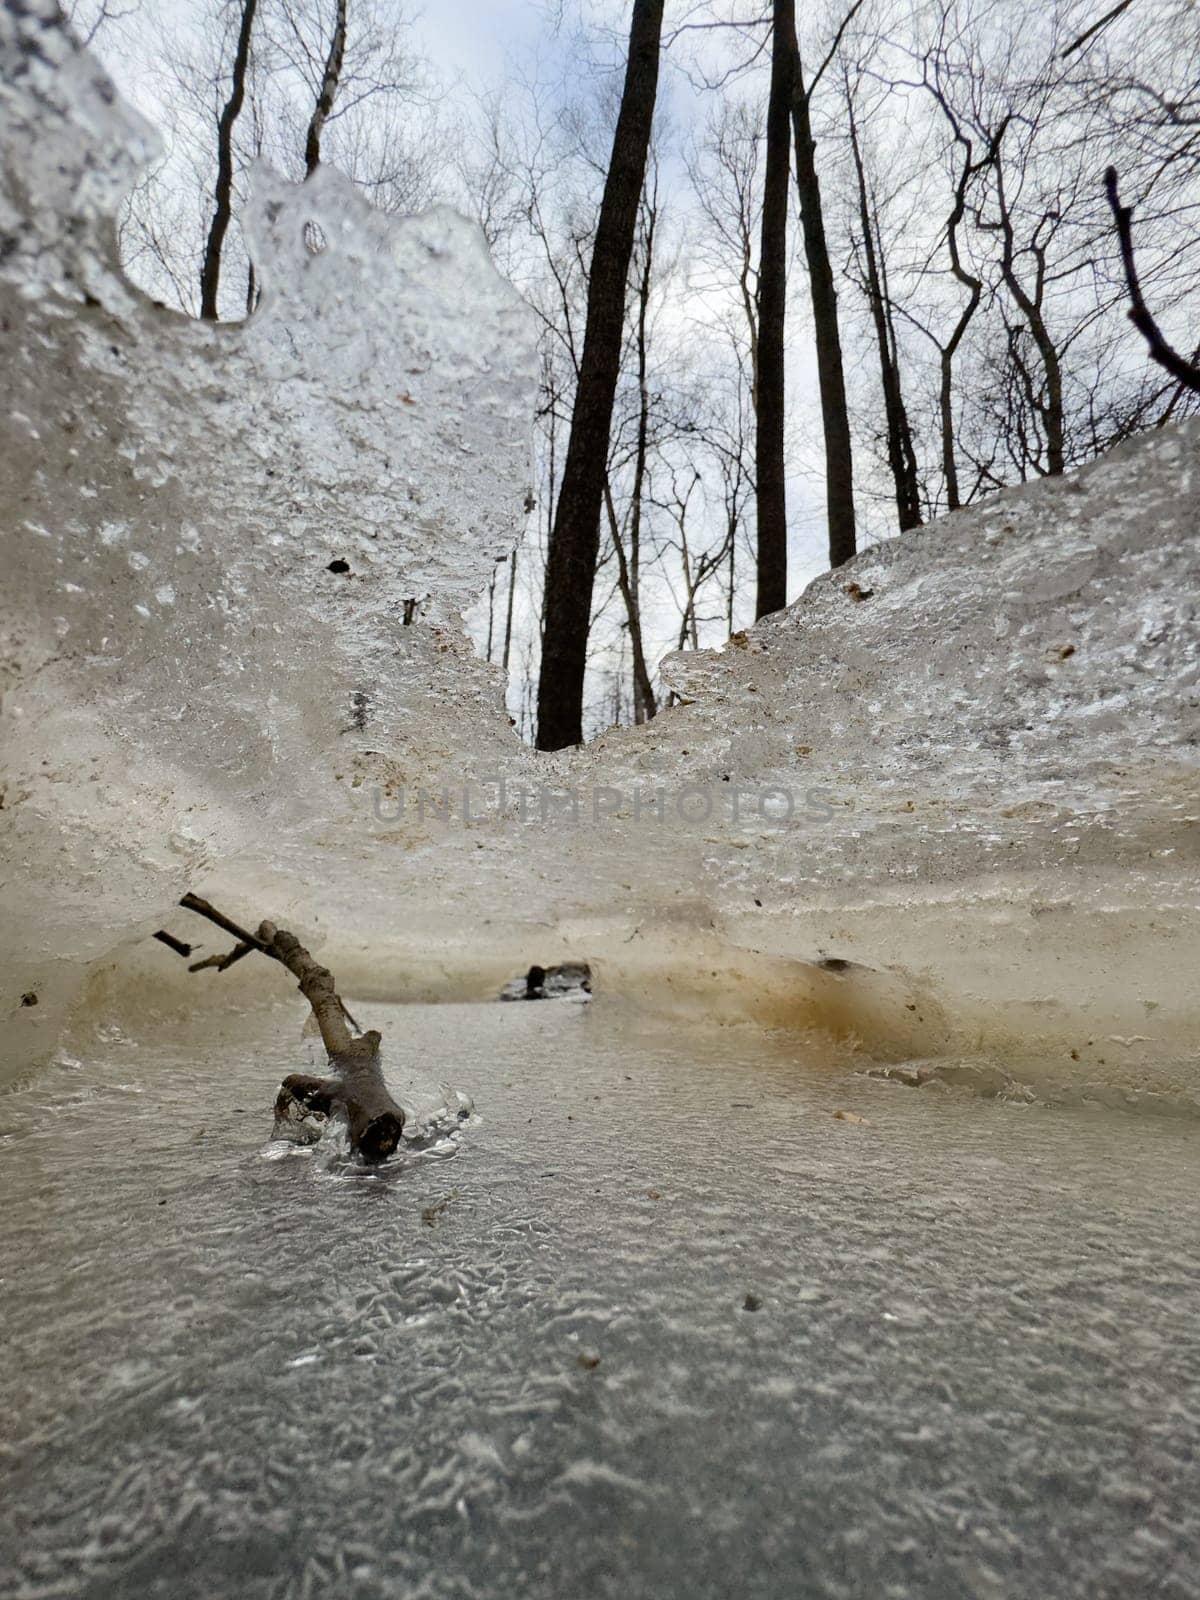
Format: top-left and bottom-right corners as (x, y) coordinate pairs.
(199, 0), (259, 321)
(305, 0), (347, 176)
(931, 105), (1006, 508)
(847, 100), (921, 531)
(1105, 168), (1200, 397)
(789, 35), (856, 568)
(754, 0), (795, 620)
(502, 548), (517, 672)
(939, 227), (983, 511)
(535, 0), (664, 750)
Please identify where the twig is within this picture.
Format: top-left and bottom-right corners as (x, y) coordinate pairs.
(808, 0), (866, 98)
(1105, 168), (1200, 395)
(178, 892), (267, 950)
(188, 940), (255, 973)
(1061, 0), (1136, 59)
(158, 894), (364, 1031)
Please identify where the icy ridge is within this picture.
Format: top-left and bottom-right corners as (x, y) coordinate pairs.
(2, 7), (1198, 1094)
(0, 1), (537, 1081)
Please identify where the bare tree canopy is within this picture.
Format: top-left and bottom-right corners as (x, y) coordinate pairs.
(81, 0), (1200, 744)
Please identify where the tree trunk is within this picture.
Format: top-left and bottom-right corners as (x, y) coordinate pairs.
(933, 108), (1006, 509)
(602, 480), (657, 721)
(199, 0), (259, 321)
(939, 208), (983, 511)
(991, 157), (1065, 476)
(502, 548), (517, 673)
(622, 190), (658, 723)
(304, 0), (347, 176)
(753, 0), (794, 620)
(535, 0), (664, 750)
(847, 99), (921, 531)
(789, 34), (856, 568)
(876, 218), (922, 520)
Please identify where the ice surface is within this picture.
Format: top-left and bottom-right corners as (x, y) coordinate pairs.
(0, 1), (537, 1081)
(2, 6), (1198, 1094)
(2, 1001), (1200, 1598)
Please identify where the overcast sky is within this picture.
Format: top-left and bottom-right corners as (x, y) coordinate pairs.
(410, 0), (550, 85)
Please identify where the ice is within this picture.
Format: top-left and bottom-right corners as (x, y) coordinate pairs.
(1, 1001), (1199, 1598)
(0, 1), (537, 1082)
(2, 6), (1199, 1099)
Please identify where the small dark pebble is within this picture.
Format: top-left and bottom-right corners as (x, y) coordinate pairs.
(743, 1293), (762, 1312)
(327, 558), (350, 574)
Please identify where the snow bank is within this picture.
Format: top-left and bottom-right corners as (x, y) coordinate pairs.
(3, 7), (1198, 1097)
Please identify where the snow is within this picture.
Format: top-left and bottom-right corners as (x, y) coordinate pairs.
(2, 5), (1199, 1098)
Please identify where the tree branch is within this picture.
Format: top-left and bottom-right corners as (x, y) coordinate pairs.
(1105, 168), (1200, 395)
(1061, 0), (1136, 59)
(154, 896), (401, 1160)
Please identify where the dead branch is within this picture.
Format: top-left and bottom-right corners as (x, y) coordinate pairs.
(188, 940), (255, 974)
(154, 896), (404, 1162)
(1061, 0), (1136, 60)
(1105, 168), (1200, 395)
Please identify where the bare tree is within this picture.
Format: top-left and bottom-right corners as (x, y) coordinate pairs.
(199, 0), (259, 320)
(304, 0), (347, 174)
(537, 0), (665, 751)
(688, 100), (764, 410)
(788, 3), (862, 568)
(880, 44), (1006, 512)
(843, 69), (921, 529)
(610, 171), (665, 723)
(753, 0), (795, 618)
(687, 101), (761, 632)
(977, 119), (1068, 476)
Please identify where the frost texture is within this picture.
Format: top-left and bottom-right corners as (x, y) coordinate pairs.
(2, 4), (1199, 1095)
(0, 1), (537, 1080)
(4, 1003), (1200, 1598)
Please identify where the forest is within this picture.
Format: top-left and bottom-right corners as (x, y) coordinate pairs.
(76, 0), (1200, 746)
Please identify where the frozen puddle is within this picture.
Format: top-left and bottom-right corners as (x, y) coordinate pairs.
(2, 1000), (1198, 1598)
